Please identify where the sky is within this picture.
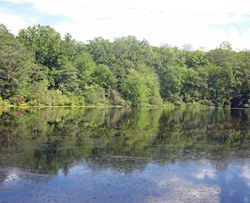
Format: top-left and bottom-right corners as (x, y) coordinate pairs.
(1, 0), (250, 50)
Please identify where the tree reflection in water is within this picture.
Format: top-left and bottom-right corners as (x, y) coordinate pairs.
(0, 107), (250, 202)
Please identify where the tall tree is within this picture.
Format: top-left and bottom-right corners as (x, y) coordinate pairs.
(0, 24), (43, 99)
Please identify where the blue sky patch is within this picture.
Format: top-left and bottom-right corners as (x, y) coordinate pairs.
(0, 1), (76, 27)
(1, 0), (250, 49)
(209, 22), (250, 37)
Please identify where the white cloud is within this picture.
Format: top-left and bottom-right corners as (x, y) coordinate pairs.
(226, 28), (250, 50)
(241, 165), (250, 186)
(2, 0), (250, 49)
(5, 0), (250, 14)
(146, 175), (221, 202)
(0, 14), (30, 35)
(196, 169), (216, 180)
(4, 168), (21, 183)
(229, 26), (240, 37)
(29, 17), (37, 23)
(54, 10), (231, 49)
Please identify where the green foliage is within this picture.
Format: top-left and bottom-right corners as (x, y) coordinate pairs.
(84, 85), (107, 105)
(1, 24), (250, 107)
(184, 50), (208, 69)
(74, 52), (96, 92)
(181, 68), (202, 102)
(0, 25), (43, 99)
(198, 99), (214, 107)
(1, 107), (250, 176)
(17, 25), (62, 69)
(93, 64), (116, 93)
(87, 37), (115, 66)
(110, 89), (126, 106)
(152, 46), (186, 100)
(121, 69), (149, 106)
(0, 24), (16, 47)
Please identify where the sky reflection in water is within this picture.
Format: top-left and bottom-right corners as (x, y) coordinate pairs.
(0, 107), (250, 202)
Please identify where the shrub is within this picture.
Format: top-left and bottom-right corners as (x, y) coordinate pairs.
(57, 99), (65, 106)
(28, 100), (38, 106)
(9, 95), (25, 105)
(149, 96), (163, 105)
(224, 100), (231, 107)
(78, 97), (85, 106)
(174, 100), (185, 107)
(110, 90), (126, 106)
(0, 97), (10, 106)
(198, 99), (214, 107)
(84, 86), (107, 105)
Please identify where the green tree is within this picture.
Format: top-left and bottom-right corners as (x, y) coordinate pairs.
(181, 67), (202, 103)
(87, 37), (115, 67)
(0, 25), (43, 99)
(152, 45), (186, 101)
(93, 64), (116, 95)
(121, 69), (149, 106)
(237, 50), (250, 107)
(184, 50), (208, 69)
(18, 25), (62, 68)
(17, 25), (69, 89)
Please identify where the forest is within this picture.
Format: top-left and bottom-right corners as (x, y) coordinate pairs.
(0, 24), (250, 107)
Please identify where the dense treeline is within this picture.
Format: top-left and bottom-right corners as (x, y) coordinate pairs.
(1, 24), (250, 107)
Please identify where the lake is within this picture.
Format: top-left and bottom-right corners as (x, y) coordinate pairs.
(0, 107), (250, 202)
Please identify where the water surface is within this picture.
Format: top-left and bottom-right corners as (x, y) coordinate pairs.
(0, 107), (250, 202)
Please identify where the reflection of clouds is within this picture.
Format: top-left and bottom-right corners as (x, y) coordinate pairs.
(244, 197), (250, 202)
(241, 165), (250, 186)
(0, 167), (51, 185)
(196, 169), (216, 180)
(4, 168), (20, 183)
(147, 176), (221, 203)
(225, 174), (233, 182)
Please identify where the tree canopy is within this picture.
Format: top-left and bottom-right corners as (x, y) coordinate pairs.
(1, 24), (250, 107)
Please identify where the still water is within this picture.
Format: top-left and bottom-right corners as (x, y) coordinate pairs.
(0, 107), (250, 202)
